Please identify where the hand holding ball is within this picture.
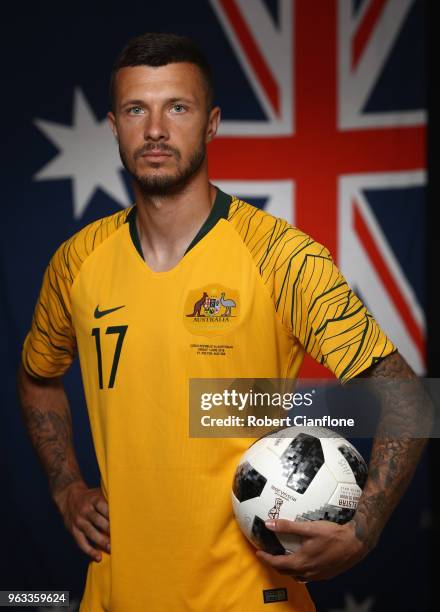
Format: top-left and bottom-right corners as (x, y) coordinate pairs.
(231, 426), (368, 555)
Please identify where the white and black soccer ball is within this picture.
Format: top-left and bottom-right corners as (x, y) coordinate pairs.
(231, 426), (368, 554)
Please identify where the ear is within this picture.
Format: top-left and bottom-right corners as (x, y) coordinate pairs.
(205, 106), (221, 143)
(107, 111), (118, 141)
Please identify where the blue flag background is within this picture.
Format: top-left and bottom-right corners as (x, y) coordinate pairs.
(1, 2), (430, 611)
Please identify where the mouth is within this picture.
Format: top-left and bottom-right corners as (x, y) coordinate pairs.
(141, 151), (172, 159)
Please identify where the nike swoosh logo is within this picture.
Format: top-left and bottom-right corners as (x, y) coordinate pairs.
(94, 304), (125, 319)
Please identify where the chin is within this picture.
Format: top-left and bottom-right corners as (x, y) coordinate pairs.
(140, 170), (177, 182)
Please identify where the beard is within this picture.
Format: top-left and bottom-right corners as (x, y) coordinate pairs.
(119, 140), (206, 197)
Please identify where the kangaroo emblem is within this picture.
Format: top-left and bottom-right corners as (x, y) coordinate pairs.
(186, 292), (208, 317)
(220, 292), (236, 316)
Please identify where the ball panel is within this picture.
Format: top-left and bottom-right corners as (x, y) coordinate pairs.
(295, 503), (355, 524)
(251, 516), (286, 555)
(337, 443), (368, 489)
(231, 494), (255, 540)
(232, 461), (267, 502)
(280, 433), (325, 494)
(321, 437), (357, 484)
(328, 482), (362, 512)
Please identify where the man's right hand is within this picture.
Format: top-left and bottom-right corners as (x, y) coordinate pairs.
(53, 482), (110, 562)
(17, 366), (109, 562)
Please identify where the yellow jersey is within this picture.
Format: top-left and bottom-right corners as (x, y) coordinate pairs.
(22, 188), (395, 611)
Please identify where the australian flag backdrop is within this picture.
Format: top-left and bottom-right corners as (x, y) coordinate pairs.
(1, 1), (429, 611)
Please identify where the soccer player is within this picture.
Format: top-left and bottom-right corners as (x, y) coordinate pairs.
(18, 33), (431, 611)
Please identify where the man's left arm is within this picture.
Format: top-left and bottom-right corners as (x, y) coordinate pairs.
(256, 351), (433, 582)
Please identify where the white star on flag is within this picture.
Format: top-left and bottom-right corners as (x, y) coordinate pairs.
(328, 592), (375, 612)
(34, 88), (129, 218)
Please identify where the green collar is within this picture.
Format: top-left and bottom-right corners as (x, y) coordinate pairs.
(126, 187), (232, 260)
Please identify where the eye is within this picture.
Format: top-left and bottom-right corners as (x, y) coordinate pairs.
(171, 103), (186, 113)
(128, 106), (144, 115)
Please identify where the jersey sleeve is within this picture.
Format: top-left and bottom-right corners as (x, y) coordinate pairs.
(271, 231), (396, 381)
(22, 242), (76, 378)
(21, 206), (133, 379)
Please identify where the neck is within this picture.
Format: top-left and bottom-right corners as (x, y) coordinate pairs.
(133, 166), (216, 272)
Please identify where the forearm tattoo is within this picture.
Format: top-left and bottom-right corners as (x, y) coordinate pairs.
(20, 400), (82, 495)
(351, 351), (433, 550)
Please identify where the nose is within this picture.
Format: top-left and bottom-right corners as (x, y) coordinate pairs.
(143, 108), (169, 142)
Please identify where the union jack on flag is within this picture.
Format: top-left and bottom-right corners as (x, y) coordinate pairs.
(209, 0), (426, 375)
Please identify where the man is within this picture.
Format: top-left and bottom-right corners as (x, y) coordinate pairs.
(18, 33), (431, 611)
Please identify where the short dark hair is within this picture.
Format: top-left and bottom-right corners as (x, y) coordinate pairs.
(109, 32), (214, 111)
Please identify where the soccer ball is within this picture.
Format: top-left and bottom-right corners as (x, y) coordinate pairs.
(231, 426), (368, 554)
